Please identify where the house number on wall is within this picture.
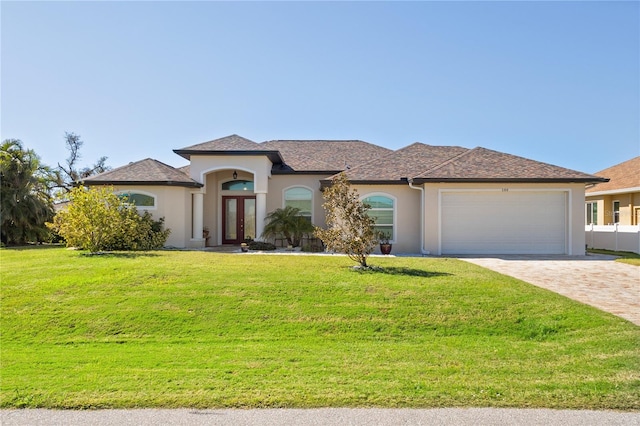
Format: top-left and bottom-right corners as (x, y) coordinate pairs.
(502, 188), (509, 192)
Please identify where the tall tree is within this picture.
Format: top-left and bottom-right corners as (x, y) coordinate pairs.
(0, 139), (55, 245)
(314, 173), (377, 268)
(55, 132), (110, 194)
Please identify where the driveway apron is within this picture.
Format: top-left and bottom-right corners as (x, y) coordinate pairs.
(460, 255), (640, 326)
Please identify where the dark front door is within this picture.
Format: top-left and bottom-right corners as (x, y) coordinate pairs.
(222, 196), (256, 244)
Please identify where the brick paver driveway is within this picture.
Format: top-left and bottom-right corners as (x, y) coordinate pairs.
(461, 254), (639, 326)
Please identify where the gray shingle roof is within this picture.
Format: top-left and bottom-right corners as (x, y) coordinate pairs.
(174, 134), (282, 163)
(177, 134), (265, 151)
(84, 158), (202, 188)
(341, 143), (468, 181)
(413, 147), (605, 182)
(586, 156), (640, 193)
(91, 135), (606, 186)
(262, 140), (393, 172)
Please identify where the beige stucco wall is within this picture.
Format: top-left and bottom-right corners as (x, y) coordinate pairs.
(423, 182), (587, 255)
(586, 192), (640, 225)
(189, 155), (272, 193)
(352, 184), (422, 254)
(266, 175), (328, 230)
(112, 185), (191, 248)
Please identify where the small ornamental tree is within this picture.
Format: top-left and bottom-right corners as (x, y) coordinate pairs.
(48, 186), (170, 253)
(315, 173), (377, 268)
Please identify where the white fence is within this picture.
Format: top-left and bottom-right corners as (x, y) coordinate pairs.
(585, 224), (640, 254)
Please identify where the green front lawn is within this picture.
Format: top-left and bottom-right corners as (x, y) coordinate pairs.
(588, 249), (640, 266)
(1, 248), (639, 409)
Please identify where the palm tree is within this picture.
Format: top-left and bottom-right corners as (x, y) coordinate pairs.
(261, 206), (314, 247)
(0, 139), (55, 245)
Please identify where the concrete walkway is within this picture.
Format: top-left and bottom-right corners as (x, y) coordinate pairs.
(461, 255), (640, 326)
(2, 408), (639, 425)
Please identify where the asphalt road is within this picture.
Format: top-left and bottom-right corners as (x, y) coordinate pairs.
(2, 408), (639, 426)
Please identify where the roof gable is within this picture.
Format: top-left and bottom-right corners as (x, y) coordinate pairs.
(84, 158), (202, 188)
(177, 134), (264, 151)
(586, 156), (640, 193)
(174, 134), (283, 163)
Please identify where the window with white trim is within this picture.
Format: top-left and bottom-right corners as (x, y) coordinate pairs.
(363, 194), (395, 241)
(284, 187), (312, 222)
(118, 192), (155, 208)
(613, 201), (620, 224)
(586, 202), (597, 225)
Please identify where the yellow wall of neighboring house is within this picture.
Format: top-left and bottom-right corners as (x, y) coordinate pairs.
(586, 191), (640, 225)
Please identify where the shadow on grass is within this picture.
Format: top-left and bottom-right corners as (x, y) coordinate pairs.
(357, 266), (452, 278)
(1, 244), (64, 250)
(79, 251), (161, 258)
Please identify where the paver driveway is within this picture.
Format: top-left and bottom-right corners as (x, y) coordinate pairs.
(461, 254), (639, 326)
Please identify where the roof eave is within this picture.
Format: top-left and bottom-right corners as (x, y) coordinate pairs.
(273, 169), (343, 175)
(411, 177), (610, 184)
(172, 149), (283, 164)
(586, 186), (640, 197)
(84, 180), (203, 188)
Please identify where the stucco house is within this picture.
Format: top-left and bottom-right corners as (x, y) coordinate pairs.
(84, 134), (606, 255)
(585, 156), (640, 226)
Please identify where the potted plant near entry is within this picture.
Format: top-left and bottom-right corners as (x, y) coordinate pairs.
(240, 242), (249, 252)
(378, 232), (392, 255)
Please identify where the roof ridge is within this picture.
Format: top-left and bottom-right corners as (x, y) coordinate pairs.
(414, 146), (474, 177)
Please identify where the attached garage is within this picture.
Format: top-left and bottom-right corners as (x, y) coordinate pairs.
(440, 190), (568, 255)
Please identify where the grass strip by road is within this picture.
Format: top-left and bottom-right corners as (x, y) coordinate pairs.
(588, 248), (640, 266)
(1, 247), (639, 409)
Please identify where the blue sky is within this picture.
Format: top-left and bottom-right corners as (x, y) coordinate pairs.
(2, 1), (638, 174)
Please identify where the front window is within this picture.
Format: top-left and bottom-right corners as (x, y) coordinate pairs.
(222, 180), (254, 191)
(284, 187), (312, 222)
(363, 194), (395, 241)
(613, 201), (620, 224)
(118, 192), (155, 208)
(586, 202), (597, 225)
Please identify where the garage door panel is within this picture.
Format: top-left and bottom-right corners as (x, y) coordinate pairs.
(441, 191), (566, 255)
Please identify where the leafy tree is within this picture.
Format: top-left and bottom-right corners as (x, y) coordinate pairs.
(54, 132), (110, 195)
(48, 186), (170, 253)
(314, 173), (377, 268)
(0, 139), (55, 245)
(261, 205), (314, 247)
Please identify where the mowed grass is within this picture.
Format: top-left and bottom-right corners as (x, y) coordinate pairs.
(588, 249), (640, 266)
(1, 247), (639, 410)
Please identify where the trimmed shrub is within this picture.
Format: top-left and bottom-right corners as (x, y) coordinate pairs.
(248, 241), (276, 251)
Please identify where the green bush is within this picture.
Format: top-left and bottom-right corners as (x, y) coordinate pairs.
(48, 186), (170, 252)
(248, 241), (276, 251)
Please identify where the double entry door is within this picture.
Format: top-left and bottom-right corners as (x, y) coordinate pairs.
(222, 196), (256, 244)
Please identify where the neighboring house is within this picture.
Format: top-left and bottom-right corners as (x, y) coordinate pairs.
(84, 134), (605, 255)
(585, 156), (640, 226)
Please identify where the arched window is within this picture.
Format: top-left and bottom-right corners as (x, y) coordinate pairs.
(284, 187), (313, 222)
(117, 191), (156, 208)
(222, 180), (254, 191)
(362, 194), (395, 241)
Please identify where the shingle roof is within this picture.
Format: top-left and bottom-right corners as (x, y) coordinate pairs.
(97, 135), (605, 185)
(178, 134), (265, 151)
(586, 156), (640, 193)
(84, 158), (202, 188)
(173, 134), (283, 163)
(412, 147), (604, 182)
(261, 140), (392, 172)
(340, 143), (468, 181)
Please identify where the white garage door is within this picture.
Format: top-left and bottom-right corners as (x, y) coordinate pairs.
(441, 191), (567, 255)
